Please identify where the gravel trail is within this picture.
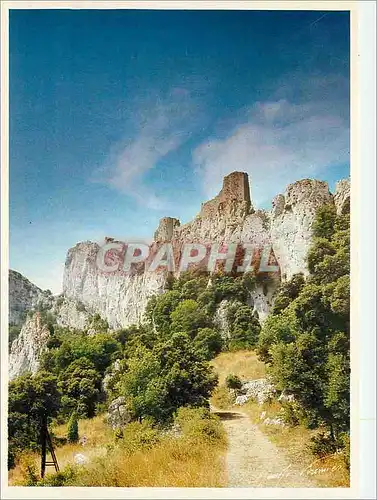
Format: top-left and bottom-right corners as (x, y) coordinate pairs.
(212, 408), (316, 488)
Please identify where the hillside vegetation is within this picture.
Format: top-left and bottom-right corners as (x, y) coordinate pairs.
(8, 204), (350, 487)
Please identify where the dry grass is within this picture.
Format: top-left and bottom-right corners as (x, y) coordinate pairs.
(9, 414), (227, 487)
(9, 416), (111, 485)
(75, 437), (226, 487)
(210, 350), (350, 488)
(211, 350), (266, 385)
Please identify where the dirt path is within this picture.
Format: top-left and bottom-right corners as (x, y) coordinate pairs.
(212, 407), (316, 488)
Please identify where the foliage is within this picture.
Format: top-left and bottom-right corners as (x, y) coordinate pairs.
(226, 304), (260, 350)
(170, 299), (211, 337)
(88, 313), (109, 333)
(8, 372), (61, 469)
(9, 267), (262, 468)
(258, 206), (350, 444)
(67, 412), (79, 443)
(173, 406), (226, 445)
(272, 273), (305, 315)
(119, 419), (161, 454)
(115, 332), (218, 423)
(193, 328), (223, 360)
(225, 373), (242, 390)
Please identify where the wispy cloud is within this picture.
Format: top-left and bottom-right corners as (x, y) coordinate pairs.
(96, 90), (203, 209)
(193, 90), (349, 207)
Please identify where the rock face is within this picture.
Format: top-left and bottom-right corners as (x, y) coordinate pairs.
(8, 172), (349, 380)
(53, 296), (91, 330)
(63, 241), (166, 329)
(235, 379), (276, 406)
(334, 178), (351, 215)
(9, 313), (50, 380)
(107, 396), (132, 430)
(270, 179), (334, 280)
(62, 173), (346, 328)
(9, 270), (53, 326)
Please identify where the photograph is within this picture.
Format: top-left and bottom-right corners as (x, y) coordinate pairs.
(1, 1), (368, 496)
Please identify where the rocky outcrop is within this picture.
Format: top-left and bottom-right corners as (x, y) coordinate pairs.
(9, 270), (53, 326)
(53, 296), (90, 330)
(270, 179), (334, 280)
(107, 396), (131, 430)
(8, 172), (349, 380)
(63, 242), (166, 329)
(334, 178), (350, 215)
(9, 313), (50, 380)
(61, 173), (347, 328)
(154, 217), (180, 242)
(235, 378), (276, 406)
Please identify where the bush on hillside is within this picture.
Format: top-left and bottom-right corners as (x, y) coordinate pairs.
(225, 374), (242, 390)
(67, 412), (79, 443)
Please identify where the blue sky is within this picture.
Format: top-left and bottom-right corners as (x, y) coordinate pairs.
(9, 9), (350, 293)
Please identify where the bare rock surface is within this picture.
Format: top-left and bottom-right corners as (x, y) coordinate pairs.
(9, 313), (50, 380)
(62, 173), (344, 329)
(9, 270), (53, 326)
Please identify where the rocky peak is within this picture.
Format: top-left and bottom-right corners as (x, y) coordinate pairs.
(270, 179), (334, 280)
(9, 312), (51, 380)
(60, 172), (348, 328)
(9, 270), (53, 326)
(199, 171), (252, 220)
(284, 179), (333, 209)
(154, 217), (181, 242)
(334, 178), (350, 215)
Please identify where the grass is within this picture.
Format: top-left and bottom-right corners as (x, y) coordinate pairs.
(210, 349), (350, 488)
(8, 415), (112, 485)
(9, 411), (227, 487)
(211, 350), (267, 385)
(73, 436), (226, 487)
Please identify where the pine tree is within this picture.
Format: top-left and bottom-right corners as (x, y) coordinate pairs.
(67, 411), (79, 443)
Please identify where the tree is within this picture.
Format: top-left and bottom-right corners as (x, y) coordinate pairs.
(145, 290), (181, 334)
(8, 372), (61, 469)
(193, 328), (223, 360)
(258, 205), (350, 442)
(272, 273), (306, 315)
(227, 304), (261, 349)
(67, 412), (79, 443)
(116, 332), (218, 423)
(170, 300), (210, 338)
(59, 357), (101, 418)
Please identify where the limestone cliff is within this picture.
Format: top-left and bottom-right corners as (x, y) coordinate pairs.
(8, 172), (349, 380)
(334, 178), (351, 215)
(270, 179), (334, 280)
(63, 241), (166, 329)
(9, 313), (50, 380)
(62, 172), (342, 326)
(9, 270), (53, 326)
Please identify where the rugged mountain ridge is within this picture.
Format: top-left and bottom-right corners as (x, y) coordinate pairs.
(63, 173), (350, 328)
(9, 270), (53, 326)
(8, 173), (350, 379)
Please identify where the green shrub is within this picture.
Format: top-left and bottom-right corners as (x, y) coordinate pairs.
(37, 466), (77, 486)
(339, 432), (350, 469)
(173, 407), (226, 445)
(23, 461), (39, 486)
(279, 401), (301, 426)
(121, 419), (160, 454)
(225, 374), (242, 390)
(310, 432), (338, 457)
(67, 412), (79, 443)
